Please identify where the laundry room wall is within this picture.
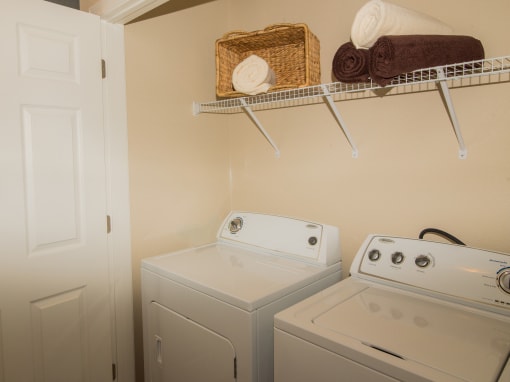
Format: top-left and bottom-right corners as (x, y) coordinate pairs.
(223, 0), (510, 263)
(124, 0), (510, 380)
(125, 0), (231, 259)
(124, 2), (231, 379)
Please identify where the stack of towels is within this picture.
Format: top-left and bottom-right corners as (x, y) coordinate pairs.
(232, 54), (276, 95)
(332, 0), (485, 86)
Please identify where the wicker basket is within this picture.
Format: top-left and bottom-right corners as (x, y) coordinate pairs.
(215, 23), (321, 98)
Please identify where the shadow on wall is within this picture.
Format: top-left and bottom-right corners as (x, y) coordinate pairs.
(129, 0), (217, 23)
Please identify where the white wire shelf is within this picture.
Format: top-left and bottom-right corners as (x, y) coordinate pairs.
(193, 55), (510, 158)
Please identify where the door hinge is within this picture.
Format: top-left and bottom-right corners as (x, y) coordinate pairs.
(101, 59), (106, 79)
(107, 215), (112, 234)
(112, 363), (117, 380)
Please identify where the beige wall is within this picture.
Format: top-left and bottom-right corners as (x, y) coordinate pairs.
(125, 2), (230, 380)
(225, 0), (510, 265)
(125, 0), (510, 379)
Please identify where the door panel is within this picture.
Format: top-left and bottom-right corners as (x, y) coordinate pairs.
(30, 288), (88, 382)
(18, 22), (79, 82)
(0, 1), (112, 381)
(149, 302), (236, 382)
(22, 106), (83, 253)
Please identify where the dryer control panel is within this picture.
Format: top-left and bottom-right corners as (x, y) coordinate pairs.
(351, 235), (510, 314)
(217, 211), (341, 266)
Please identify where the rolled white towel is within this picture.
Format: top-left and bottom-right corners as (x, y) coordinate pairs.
(232, 55), (276, 95)
(350, 0), (453, 49)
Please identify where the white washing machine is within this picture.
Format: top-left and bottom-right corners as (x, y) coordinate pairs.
(275, 234), (510, 382)
(141, 211), (342, 382)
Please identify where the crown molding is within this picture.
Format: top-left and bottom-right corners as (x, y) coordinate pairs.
(88, 0), (168, 24)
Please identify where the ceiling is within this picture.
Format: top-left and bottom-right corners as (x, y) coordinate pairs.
(128, 0), (217, 23)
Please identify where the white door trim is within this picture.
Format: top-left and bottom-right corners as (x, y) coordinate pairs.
(101, 21), (136, 382)
(89, 0), (168, 24)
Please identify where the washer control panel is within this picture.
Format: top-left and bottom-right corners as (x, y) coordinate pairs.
(351, 235), (510, 312)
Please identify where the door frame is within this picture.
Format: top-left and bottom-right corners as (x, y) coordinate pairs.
(94, 3), (169, 380)
(101, 21), (136, 382)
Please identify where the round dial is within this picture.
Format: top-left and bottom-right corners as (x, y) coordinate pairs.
(368, 249), (381, 261)
(415, 255), (431, 268)
(391, 251), (404, 265)
(228, 217), (243, 233)
(497, 269), (510, 295)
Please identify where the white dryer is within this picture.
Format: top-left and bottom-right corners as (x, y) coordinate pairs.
(142, 211), (342, 382)
(275, 235), (510, 382)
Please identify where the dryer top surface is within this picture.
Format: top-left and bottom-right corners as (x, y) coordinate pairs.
(142, 242), (341, 311)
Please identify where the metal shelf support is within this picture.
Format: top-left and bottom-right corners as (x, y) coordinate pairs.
(239, 98), (281, 158)
(435, 67), (467, 159)
(321, 85), (359, 158)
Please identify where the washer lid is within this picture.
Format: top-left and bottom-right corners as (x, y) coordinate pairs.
(311, 283), (510, 382)
(142, 243), (340, 312)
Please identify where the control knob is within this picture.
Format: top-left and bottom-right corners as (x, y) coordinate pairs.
(228, 217), (243, 233)
(368, 249), (381, 262)
(497, 268), (510, 295)
(391, 251), (404, 265)
(415, 255), (431, 268)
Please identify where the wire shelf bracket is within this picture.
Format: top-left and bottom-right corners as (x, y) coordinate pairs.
(239, 98), (280, 158)
(321, 84), (359, 158)
(435, 67), (467, 159)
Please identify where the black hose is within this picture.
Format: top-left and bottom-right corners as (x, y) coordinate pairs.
(418, 228), (465, 246)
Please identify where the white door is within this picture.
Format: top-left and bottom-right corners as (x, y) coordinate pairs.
(148, 302), (237, 382)
(0, 1), (113, 381)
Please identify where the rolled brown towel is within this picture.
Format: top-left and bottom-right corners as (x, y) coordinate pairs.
(369, 35), (485, 86)
(332, 42), (371, 83)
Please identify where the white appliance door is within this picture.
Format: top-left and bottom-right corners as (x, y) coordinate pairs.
(0, 1), (113, 381)
(148, 302), (237, 382)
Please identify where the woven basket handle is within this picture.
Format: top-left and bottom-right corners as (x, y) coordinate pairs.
(222, 23), (298, 39)
(263, 23), (295, 32)
(221, 30), (250, 39)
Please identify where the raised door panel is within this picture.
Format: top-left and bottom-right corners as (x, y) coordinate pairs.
(22, 106), (83, 254)
(30, 289), (88, 382)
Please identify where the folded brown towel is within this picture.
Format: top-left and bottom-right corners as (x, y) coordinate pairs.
(369, 35), (485, 86)
(332, 42), (370, 83)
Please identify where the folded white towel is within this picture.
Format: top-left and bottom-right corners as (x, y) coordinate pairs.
(232, 55), (276, 95)
(350, 0), (453, 49)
